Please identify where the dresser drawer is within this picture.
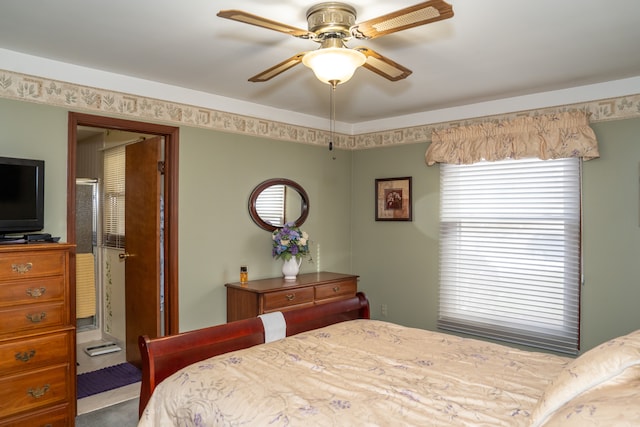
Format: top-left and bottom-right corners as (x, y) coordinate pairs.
(0, 331), (71, 375)
(0, 364), (69, 419)
(0, 302), (65, 335)
(315, 280), (357, 302)
(0, 276), (64, 308)
(0, 251), (66, 281)
(1, 403), (70, 427)
(263, 287), (314, 311)
(226, 272), (359, 321)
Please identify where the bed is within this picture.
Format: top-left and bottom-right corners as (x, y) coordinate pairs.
(137, 292), (640, 426)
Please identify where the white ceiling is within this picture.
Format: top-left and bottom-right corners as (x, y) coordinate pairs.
(1, 0), (640, 133)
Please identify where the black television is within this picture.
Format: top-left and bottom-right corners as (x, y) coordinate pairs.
(0, 156), (45, 236)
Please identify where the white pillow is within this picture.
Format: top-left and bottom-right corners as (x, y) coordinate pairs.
(529, 329), (640, 427)
(538, 369), (640, 426)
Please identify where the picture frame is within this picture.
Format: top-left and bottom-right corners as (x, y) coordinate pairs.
(375, 177), (412, 221)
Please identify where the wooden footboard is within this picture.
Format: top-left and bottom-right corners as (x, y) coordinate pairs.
(138, 292), (370, 416)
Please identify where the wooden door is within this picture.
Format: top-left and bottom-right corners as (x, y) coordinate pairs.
(124, 137), (162, 367)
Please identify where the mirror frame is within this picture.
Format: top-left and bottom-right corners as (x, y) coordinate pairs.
(248, 178), (310, 232)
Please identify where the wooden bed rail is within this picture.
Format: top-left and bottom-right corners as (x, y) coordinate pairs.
(138, 292), (370, 417)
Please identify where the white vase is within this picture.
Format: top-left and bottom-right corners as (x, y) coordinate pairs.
(282, 257), (302, 280)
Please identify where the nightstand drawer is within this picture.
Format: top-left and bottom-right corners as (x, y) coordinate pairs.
(0, 252), (66, 281)
(263, 287), (314, 311)
(0, 364), (69, 419)
(315, 280), (357, 301)
(0, 302), (65, 335)
(0, 331), (72, 375)
(0, 276), (65, 308)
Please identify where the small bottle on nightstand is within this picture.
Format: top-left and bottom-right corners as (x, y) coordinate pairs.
(240, 265), (248, 284)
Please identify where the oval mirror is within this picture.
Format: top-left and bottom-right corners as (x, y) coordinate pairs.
(248, 178), (309, 232)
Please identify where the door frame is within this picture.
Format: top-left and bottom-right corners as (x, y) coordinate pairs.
(67, 112), (179, 335)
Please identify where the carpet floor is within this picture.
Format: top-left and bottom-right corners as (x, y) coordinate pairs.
(77, 363), (142, 399)
(76, 397), (139, 427)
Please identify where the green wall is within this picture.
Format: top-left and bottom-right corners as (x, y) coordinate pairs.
(177, 126), (353, 330)
(0, 100), (69, 235)
(352, 118), (640, 353)
(1, 96), (638, 352)
(351, 144), (440, 328)
(0, 98), (353, 332)
(581, 119), (640, 349)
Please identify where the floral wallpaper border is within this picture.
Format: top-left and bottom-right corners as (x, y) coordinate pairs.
(1, 69), (639, 149)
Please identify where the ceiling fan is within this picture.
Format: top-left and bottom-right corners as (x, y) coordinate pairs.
(217, 1), (454, 87)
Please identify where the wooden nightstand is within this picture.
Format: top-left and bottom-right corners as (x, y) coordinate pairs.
(225, 272), (358, 322)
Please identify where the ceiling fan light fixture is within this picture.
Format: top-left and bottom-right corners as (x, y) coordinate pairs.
(219, 1), (454, 84)
(302, 44), (366, 85)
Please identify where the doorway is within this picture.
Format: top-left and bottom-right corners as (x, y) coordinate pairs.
(67, 113), (179, 407)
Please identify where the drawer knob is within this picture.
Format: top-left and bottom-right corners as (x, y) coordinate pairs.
(26, 287), (47, 298)
(26, 312), (47, 323)
(332, 286), (340, 292)
(285, 294), (295, 301)
(27, 384), (50, 399)
(12, 262), (33, 274)
(15, 350), (36, 362)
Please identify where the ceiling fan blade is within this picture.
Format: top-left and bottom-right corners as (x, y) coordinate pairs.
(353, 0), (454, 39)
(355, 47), (412, 81)
(217, 10), (312, 38)
(248, 53), (306, 82)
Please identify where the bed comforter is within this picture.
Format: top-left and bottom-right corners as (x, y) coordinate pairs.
(139, 319), (574, 426)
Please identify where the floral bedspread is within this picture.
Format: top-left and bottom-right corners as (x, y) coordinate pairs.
(138, 319), (570, 427)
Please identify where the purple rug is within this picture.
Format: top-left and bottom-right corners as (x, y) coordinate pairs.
(77, 362), (141, 399)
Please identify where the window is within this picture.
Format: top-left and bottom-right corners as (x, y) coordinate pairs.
(102, 145), (125, 249)
(438, 157), (581, 354)
(255, 184), (285, 226)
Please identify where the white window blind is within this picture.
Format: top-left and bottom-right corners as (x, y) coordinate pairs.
(255, 184), (285, 227)
(438, 158), (581, 354)
(102, 146), (125, 249)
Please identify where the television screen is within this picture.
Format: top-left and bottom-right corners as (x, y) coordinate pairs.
(0, 156), (45, 235)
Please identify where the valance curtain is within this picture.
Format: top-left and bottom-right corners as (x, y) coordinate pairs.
(425, 111), (599, 165)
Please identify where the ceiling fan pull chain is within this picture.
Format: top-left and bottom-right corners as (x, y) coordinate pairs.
(329, 82), (337, 152)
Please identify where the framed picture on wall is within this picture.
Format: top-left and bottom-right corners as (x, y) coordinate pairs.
(375, 177), (412, 221)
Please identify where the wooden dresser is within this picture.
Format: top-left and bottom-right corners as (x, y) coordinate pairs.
(0, 243), (75, 426)
(225, 271), (358, 322)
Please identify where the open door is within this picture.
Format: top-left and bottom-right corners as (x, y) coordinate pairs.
(123, 137), (163, 367)
(68, 111), (180, 383)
